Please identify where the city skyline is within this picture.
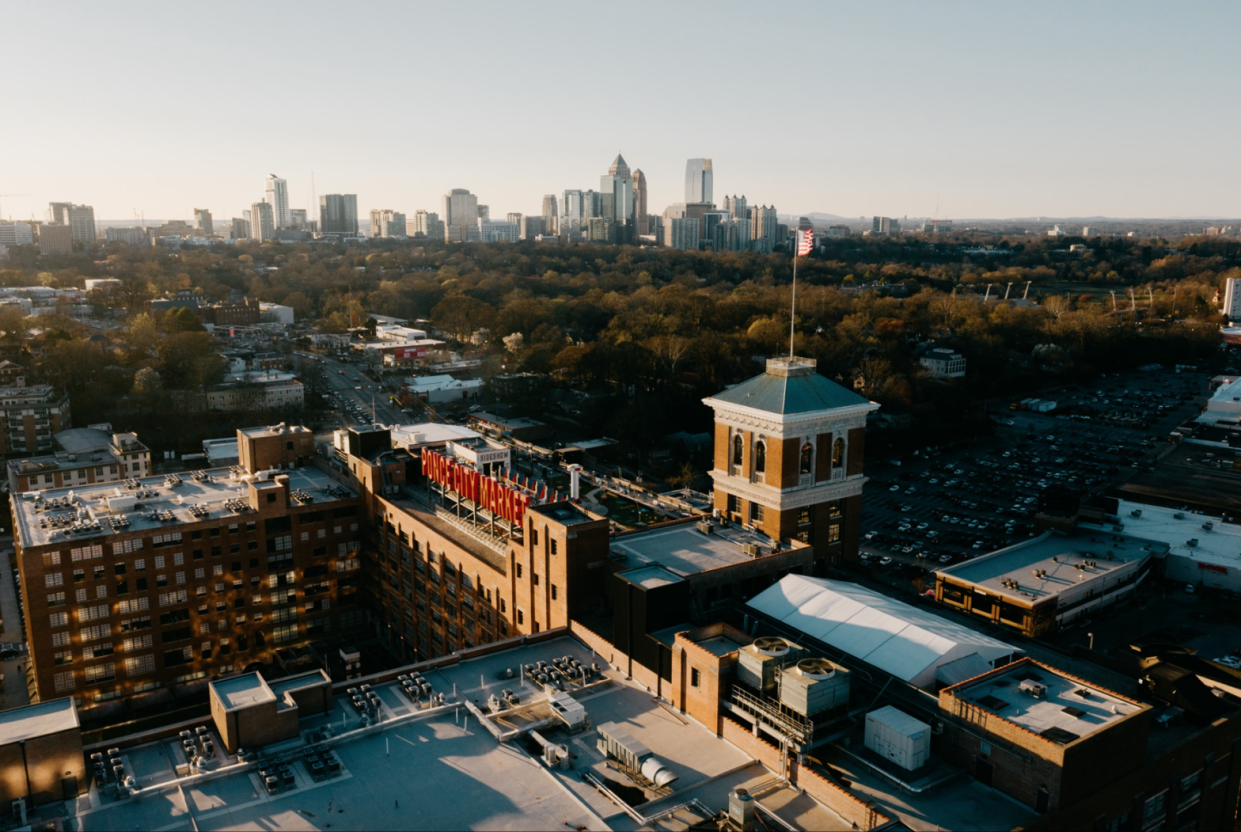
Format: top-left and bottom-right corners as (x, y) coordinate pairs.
(1, 2), (1238, 222)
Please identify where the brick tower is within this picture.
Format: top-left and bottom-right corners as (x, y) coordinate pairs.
(703, 357), (878, 572)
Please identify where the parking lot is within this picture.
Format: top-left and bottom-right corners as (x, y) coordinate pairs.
(858, 368), (1213, 592)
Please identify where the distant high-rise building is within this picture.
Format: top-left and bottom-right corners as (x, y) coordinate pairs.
(506, 212), (522, 225)
(409, 210), (445, 241)
(478, 218), (519, 243)
(477, 204), (490, 220)
(442, 189), (479, 242)
(1082, 226), (1098, 237)
(586, 217), (615, 244)
(38, 224), (74, 255)
(541, 194), (558, 235)
(723, 195), (747, 221)
(665, 216), (700, 251)
(66, 205), (96, 244)
(231, 218), (250, 240)
(749, 205), (778, 250)
(685, 158), (713, 205)
(319, 194), (358, 235)
(1223, 278), (1241, 322)
(632, 169), (648, 236)
(600, 153), (634, 233)
(251, 202), (275, 242)
(194, 208), (213, 235)
(518, 215), (545, 241)
(369, 210), (406, 238)
(290, 209), (309, 229)
(47, 203), (95, 244)
(871, 216), (896, 236)
(266, 175), (291, 229)
(0, 223), (34, 246)
(46, 202), (71, 225)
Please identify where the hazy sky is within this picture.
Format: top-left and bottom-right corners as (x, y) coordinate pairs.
(2, 1), (1237, 222)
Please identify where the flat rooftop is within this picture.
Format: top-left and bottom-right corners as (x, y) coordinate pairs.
(611, 521), (809, 578)
(390, 422), (480, 448)
(936, 529), (1163, 602)
(238, 424), (311, 439)
(1084, 499), (1241, 572)
(64, 636), (856, 832)
(209, 674), (275, 711)
(1116, 442), (1241, 515)
(13, 466), (356, 549)
(945, 659), (1148, 745)
(0, 697), (78, 745)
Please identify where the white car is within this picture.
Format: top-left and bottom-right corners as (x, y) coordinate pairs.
(1214, 656), (1241, 669)
(879, 556), (893, 566)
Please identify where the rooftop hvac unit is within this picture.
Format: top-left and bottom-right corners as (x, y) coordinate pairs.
(738, 637), (803, 693)
(1174, 512), (1185, 520)
(696, 520), (714, 535)
(1019, 679), (1048, 698)
(596, 722), (679, 789)
(864, 707), (930, 771)
(742, 542), (761, 557)
(1203, 522), (1214, 532)
(1187, 539), (1198, 548)
(780, 658), (850, 716)
(1130, 509), (1142, 518)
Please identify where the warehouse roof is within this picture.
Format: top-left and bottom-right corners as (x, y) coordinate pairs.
(748, 575), (1021, 689)
(0, 698), (78, 745)
(705, 357), (873, 416)
(1082, 499), (1241, 574)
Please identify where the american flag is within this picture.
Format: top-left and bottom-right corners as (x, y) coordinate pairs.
(797, 228), (814, 256)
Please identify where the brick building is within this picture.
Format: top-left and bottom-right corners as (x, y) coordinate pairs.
(703, 356), (878, 571)
(13, 425), (365, 705)
(8, 428), (150, 494)
(0, 385), (71, 455)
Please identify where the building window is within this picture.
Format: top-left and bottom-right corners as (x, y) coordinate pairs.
(1141, 791), (1166, 831)
(800, 442), (813, 474)
(827, 523), (841, 543)
(691, 668), (700, 687)
(754, 440), (766, 474)
(550, 539), (558, 556)
(551, 585), (558, 601)
(727, 494), (741, 515)
(832, 438), (845, 468)
(750, 503), (765, 523)
(798, 509), (812, 526)
(731, 434), (743, 466)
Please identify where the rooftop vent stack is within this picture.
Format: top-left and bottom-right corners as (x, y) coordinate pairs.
(729, 789), (756, 832)
(1188, 539), (1198, 548)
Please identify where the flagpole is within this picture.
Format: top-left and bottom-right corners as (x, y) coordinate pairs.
(789, 236), (798, 358)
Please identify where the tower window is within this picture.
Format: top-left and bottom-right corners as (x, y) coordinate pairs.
(732, 434), (743, 466)
(832, 438), (845, 468)
(800, 442), (813, 474)
(750, 503), (765, 523)
(754, 441), (766, 474)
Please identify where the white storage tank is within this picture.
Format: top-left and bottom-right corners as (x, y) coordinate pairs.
(737, 637), (803, 693)
(864, 706), (930, 771)
(780, 658), (850, 716)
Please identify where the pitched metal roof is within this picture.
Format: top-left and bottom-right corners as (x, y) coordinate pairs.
(748, 575), (1020, 689)
(710, 366), (871, 415)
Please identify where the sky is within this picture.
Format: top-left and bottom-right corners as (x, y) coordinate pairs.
(2, 1), (1238, 223)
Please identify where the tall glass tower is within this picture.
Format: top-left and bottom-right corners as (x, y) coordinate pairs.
(685, 158), (713, 205)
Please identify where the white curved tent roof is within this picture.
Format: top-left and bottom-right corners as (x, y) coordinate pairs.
(747, 575), (1020, 689)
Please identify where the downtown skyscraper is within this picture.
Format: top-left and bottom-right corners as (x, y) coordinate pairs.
(265, 175), (290, 230)
(685, 158), (713, 205)
(319, 194), (358, 235)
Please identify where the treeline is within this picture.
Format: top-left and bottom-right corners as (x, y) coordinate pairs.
(0, 234), (1234, 456)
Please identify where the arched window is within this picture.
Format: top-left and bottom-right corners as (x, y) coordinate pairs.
(832, 437), (845, 468)
(754, 440), (766, 474)
(732, 434), (743, 467)
(800, 442), (814, 474)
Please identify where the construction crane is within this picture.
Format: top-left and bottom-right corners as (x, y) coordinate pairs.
(0, 194), (30, 221)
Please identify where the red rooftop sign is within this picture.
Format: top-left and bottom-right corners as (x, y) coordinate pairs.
(422, 449), (529, 526)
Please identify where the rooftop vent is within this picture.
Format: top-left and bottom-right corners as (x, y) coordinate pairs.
(1187, 539), (1198, 548)
(1130, 509), (1142, 518)
(752, 637), (791, 658)
(794, 658), (836, 680)
(1019, 679), (1048, 698)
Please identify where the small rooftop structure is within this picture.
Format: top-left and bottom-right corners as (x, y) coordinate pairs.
(748, 574), (1021, 689)
(0, 698), (84, 807)
(209, 670), (332, 752)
